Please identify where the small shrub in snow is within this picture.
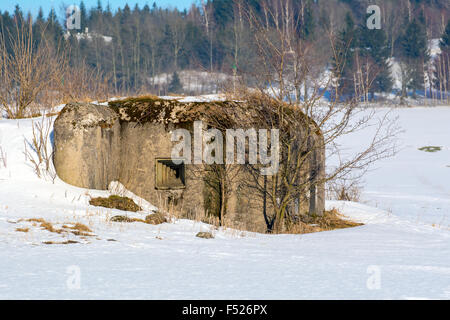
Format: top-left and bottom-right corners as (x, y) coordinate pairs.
(24, 116), (56, 182)
(327, 179), (362, 202)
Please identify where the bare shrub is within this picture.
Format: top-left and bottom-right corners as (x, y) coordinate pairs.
(0, 18), (67, 118)
(61, 62), (111, 103)
(224, 0), (400, 233)
(326, 178), (362, 202)
(23, 116), (56, 182)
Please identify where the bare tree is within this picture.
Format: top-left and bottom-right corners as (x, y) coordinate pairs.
(168, 11), (187, 71)
(0, 18), (66, 118)
(230, 0), (399, 233)
(434, 48), (449, 104)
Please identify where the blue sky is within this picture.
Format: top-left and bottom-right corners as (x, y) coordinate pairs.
(1, 0), (194, 16)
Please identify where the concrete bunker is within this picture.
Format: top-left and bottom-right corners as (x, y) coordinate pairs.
(53, 96), (325, 232)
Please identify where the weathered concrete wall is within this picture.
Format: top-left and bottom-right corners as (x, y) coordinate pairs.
(53, 103), (121, 190)
(117, 121), (205, 216)
(54, 104), (206, 216)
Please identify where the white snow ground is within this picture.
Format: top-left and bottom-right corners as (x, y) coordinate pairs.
(0, 105), (449, 299)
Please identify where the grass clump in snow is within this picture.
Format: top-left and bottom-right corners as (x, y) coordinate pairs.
(286, 209), (363, 234)
(110, 215), (144, 223)
(109, 212), (167, 225)
(43, 240), (79, 245)
(20, 218), (96, 238)
(26, 218), (64, 234)
(145, 212), (167, 225)
(310, 209), (363, 231)
(89, 195), (142, 212)
(418, 146), (442, 152)
(62, 223), (94, 236)
(63, 223), (93, 233)
(196, 231), (214, 239)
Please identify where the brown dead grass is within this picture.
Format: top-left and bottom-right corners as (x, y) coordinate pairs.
(45, 111), (60, 118)
(25, 218), (64, 234)
(63, 223), (94, 237)
(40, 221), (61, 233)
(20, 218), (96, 240)
(26, 218), (45, 223)
(110, 215), (144, 223)
(109, 212), (167, 225)
(90, 195), (142, 212)
(43, 240), (79, 245)
(287, 209), (363, 234)
(69, 230), (92, 236)
(65, 223), (93, 233)
(145, 212), (167, 225)
(312, 209), (363, 230)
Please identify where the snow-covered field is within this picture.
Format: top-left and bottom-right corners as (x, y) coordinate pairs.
(0, 105), (449, 299)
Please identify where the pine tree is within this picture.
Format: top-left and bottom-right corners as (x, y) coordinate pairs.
(37, 7), (44, 22)
(79, 1), (88, 32)
(47, 7), (57, 25)
(398, 18), (430, 98)
(358, 23), (393, 97)
(212, 0), (234, 27)
(45, 7), (64, 45)
(33, 7), (46, 45)
(13, 5), (23, 21)
(96, 0), (103, 12)
(168, 71), (183, 94)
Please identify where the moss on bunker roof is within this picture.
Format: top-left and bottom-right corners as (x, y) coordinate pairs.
(106, 95), (322, 137)
(108, 96), (238, 125)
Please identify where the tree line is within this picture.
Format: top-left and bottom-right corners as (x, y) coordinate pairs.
(0, 0), (449, 109)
